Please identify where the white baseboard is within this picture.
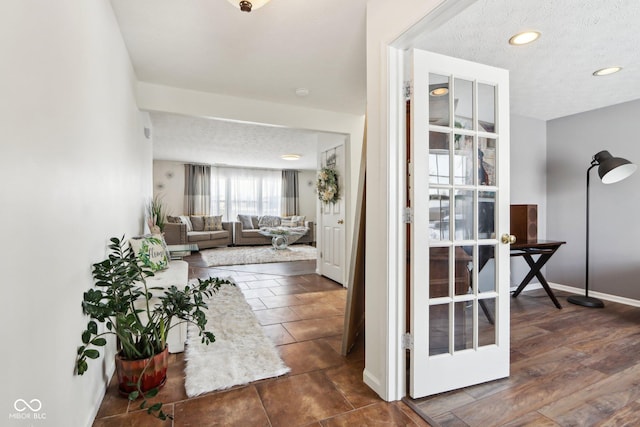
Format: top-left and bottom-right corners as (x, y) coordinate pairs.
(363, 369), (385, 399)
(548, 282), (640, 308)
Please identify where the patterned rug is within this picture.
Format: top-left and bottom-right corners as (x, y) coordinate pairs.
(184, 282), (290, 396)
(200, 245), (317, 267)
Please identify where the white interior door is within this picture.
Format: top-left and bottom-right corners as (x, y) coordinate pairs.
(319, 144), (345, 285)
(409, 49), (510, 397)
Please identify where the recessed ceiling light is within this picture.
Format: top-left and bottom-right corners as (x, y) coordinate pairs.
(295, 88), (309, 97)
(430, 87), (449, 97)
(281, 154), (301, 160)
(593, 67), (622, 76)
(508, 31), (541, 46)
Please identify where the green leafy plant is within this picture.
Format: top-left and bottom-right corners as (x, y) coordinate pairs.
(75, 236), (233, 420)
(146, 195), (168, 232)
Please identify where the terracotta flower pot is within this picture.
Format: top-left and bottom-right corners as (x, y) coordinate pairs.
(115, 347), (168, 396)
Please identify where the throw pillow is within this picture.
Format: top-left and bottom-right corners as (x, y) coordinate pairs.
(190, 215), (205, 231)
(291, 215), (306, 226)
(250, 216), (260, 229)
(166, 215), (181, 224)
(280, 219), (296, 227)
(237, 214), (254, 230)
(129, 234), (169, 272)
(204, 215), (223, 231)
(178, 215), (193, 232)
(258, 215), (281, 228)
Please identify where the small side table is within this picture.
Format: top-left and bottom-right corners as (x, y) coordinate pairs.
(510, 240), (566, 309)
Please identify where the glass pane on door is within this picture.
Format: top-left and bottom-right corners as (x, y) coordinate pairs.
(429, 74), (450, 126)
(454, 78), (474, 130)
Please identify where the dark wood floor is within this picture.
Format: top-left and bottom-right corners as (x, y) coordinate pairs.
(408, 288), (640, 426)
(92, 252), (428, 426)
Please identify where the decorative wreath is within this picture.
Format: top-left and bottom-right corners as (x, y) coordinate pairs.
(316, 167), (340, 204)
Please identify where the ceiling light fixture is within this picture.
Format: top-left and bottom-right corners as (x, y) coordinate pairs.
(592, 67), (622, 76)
(508, 31), (541, 46)
(281, 154), (301, 161)
(430, 87), (449, 97)
(226, 0), (271, 13)
(295, 88), (310, 97)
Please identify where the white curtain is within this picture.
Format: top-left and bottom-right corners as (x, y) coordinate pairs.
(211, 167), (282, 221)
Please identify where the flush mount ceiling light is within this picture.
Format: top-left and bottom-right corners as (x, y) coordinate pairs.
(508, 31), (541, 46)
(226, 0), (271, 12)
(295, 88), (310, 97)
(281, 154), (301, 160)
(593, 67), (622, 76)
(430, 87), (449, 97)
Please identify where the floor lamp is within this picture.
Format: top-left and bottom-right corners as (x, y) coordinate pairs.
(567, 150), (637, 308)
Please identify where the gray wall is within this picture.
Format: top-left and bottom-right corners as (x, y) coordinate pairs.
(510, 114), (548, 286)
(547, 99), (640, 299)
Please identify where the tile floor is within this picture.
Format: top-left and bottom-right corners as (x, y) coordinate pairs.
(92, 257), (430, 426)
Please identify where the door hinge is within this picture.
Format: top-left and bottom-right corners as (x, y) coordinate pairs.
(402, 333), (413, 350)
(404, 81), (413, 99)
(403, 207), (413, 224)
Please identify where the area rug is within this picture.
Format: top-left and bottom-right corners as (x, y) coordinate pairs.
(184, 282), (290, 397)
(201, 245), (317, 267)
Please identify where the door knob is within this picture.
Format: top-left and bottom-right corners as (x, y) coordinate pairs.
(501, 234), (516, 244)
(337, 219), (344, 224)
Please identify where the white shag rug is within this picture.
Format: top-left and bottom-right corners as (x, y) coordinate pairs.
(201, 245), (317, 267)
(184, 282), (290, 397)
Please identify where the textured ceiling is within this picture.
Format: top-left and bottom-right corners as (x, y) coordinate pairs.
(415, 0), (640, 120)
(111, 0), (640, 168)
(150, 112), (321, 170)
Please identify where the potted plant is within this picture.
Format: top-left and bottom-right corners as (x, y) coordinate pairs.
(146, 195), (168, 233)
(75, 236), (232, 420)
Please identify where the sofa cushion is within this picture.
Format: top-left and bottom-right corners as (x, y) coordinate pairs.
(238, 214), (255, 230)
(178, 215), (193, 232)
(188, 230), (229, 242)
(187, 231), (214, 242)
(204, 215), (223, 231)
(190, 215), (205, 231)
(129, 234), (169, 272)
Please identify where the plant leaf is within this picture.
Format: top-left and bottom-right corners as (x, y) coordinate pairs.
(84, 349), (100, 359)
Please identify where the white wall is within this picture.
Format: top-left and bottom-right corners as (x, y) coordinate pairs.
(0, 1), (151, 426)
(153, 160), (186, 216)
(510, 114), (547, 285)
(547, 99), (640, 300)
(298, 169), (318, 221)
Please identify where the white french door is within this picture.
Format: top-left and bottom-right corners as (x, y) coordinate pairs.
(409, 49), (511, 397)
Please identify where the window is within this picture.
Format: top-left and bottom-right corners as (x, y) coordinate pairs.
(211, 167), (282, 221)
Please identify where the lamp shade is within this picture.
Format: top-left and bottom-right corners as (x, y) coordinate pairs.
(594, 150), (637, 184)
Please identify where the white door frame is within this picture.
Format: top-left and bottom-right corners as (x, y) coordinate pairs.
(377, 0), (481, 401)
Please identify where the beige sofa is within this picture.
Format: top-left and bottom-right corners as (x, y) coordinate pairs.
(233, 215), (315, 246)
(164, 220), (233, 249)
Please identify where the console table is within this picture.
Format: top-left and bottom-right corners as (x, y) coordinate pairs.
(510, 240), (566, 309)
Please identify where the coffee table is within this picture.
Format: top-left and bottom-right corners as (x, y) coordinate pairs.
(258, 227), (307, 250)
(166, 244), (199, 260)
